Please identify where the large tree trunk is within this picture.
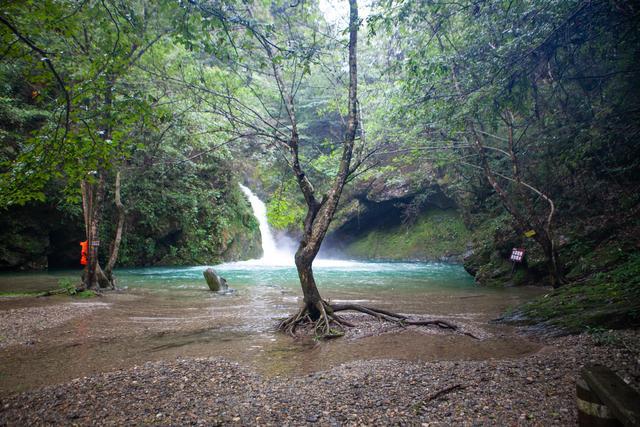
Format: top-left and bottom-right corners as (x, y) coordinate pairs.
(104, 169), (124, 287)
(81, 171), (106, 290)
(274, 0), (465, 338)
(293, 0), (359, 319)
(80, 169), (123, 291)
(80, 75), (123, 291)
(295, 253), (324, 319)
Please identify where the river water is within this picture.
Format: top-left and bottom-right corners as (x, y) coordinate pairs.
(0, 186), (546, 395)
(0, 261), (545, 395)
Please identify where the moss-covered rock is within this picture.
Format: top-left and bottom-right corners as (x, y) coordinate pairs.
(506, 253), (640, 332)
(339, 209), (471, 262)
(461, 212), (555, 287)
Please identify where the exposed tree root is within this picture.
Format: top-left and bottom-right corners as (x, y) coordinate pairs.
(279, 300), (478, 340)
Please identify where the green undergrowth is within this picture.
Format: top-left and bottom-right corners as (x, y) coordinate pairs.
(74, 290), (97, 298)
(58, 279), (97, 298)
(510, 253), (640, 332)
(0, 289), (96, 298)
(343, 209), (470, 261)
(106, 159), (262, 267)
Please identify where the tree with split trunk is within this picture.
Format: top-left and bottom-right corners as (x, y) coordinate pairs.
(0, 0), (180, 290)
(81, 169), (124, 290)
(274, 0), (464, 337)
(183, 0), (466, 338)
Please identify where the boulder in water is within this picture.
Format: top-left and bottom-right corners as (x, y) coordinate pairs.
(203, 268), (228, 292)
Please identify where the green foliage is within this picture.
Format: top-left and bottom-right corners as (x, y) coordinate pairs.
(372, 0), (640, 291)
(1, 0), (639, 342)
(0, 290), (46, 298)
(0, 0), (184, 206)
(515, 253), (640, 332)
(57, 278), (76, 295)
(344, 209), (470, 261)
(1, 1), (264, 268)
(585, 326), (622, 347)
(106, 151), (260, 266)
(74, 290), (97, 299)
(267, 179), (306, 232)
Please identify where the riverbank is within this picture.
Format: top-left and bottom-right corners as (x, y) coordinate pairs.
(1, 329), (639, 425)
(0, 263), (637, 425)
(0, 298), (108, 349)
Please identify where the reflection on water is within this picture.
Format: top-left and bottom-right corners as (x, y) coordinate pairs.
(0, 261), (545, 395)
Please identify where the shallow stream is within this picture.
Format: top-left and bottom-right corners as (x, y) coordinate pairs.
(0, 260), (545, 395)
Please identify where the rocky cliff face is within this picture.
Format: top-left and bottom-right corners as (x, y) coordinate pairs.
(0, 206), (51, 271)
(324, 173), (469, 262)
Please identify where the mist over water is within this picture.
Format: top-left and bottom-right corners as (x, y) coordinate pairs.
(235, 184), (362, 269)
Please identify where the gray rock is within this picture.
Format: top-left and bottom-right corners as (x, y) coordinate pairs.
(203, 268), (228, 292)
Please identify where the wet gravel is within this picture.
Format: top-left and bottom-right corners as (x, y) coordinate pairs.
(0, 302), (109, 349)
(1, 330), (638, 426)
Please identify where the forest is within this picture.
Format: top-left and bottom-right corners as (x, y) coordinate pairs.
(0, 0), (639, 425)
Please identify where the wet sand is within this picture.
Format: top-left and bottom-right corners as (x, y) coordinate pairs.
(1, 282), (543, 396)
(0, 277), (638, 425)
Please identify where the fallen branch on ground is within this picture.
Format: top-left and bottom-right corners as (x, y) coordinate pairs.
(412, 383), (467, 413)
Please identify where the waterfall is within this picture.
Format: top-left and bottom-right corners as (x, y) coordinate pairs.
(239, 183), (292, 265)
(237, 183), (355, 268)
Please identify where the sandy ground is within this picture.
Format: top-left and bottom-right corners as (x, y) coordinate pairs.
(0, 296), (639, 426)
(0, 299), (109, 349)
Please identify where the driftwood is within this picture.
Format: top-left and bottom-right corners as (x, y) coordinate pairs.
(424, 383), (466, 402)
(39, 288), (69, 297)
(412, 383), (467, 413)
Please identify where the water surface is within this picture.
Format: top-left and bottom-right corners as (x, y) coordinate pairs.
(0, 261), (545, 396)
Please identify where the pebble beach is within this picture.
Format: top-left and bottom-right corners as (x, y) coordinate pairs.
(1, 297), (638, 426)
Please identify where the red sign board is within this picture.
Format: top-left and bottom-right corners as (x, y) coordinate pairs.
(510, 248), (525, 262)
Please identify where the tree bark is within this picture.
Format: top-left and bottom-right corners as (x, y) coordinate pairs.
(292, 0), (359, 319)
(80, 170), (124, 290)
(81, 170), (107, 290)
(80, 73), (125, 290)
(104, 169), (124, 287)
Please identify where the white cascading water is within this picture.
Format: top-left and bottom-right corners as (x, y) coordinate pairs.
(239, 183), (293, 266)
(237, 183), (359, 268)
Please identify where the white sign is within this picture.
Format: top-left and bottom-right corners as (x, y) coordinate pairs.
(510, 248), (525, 262)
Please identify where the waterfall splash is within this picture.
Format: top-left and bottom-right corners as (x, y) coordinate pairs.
(239, 183), (293, 266)
(231, 183), (359, 268)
